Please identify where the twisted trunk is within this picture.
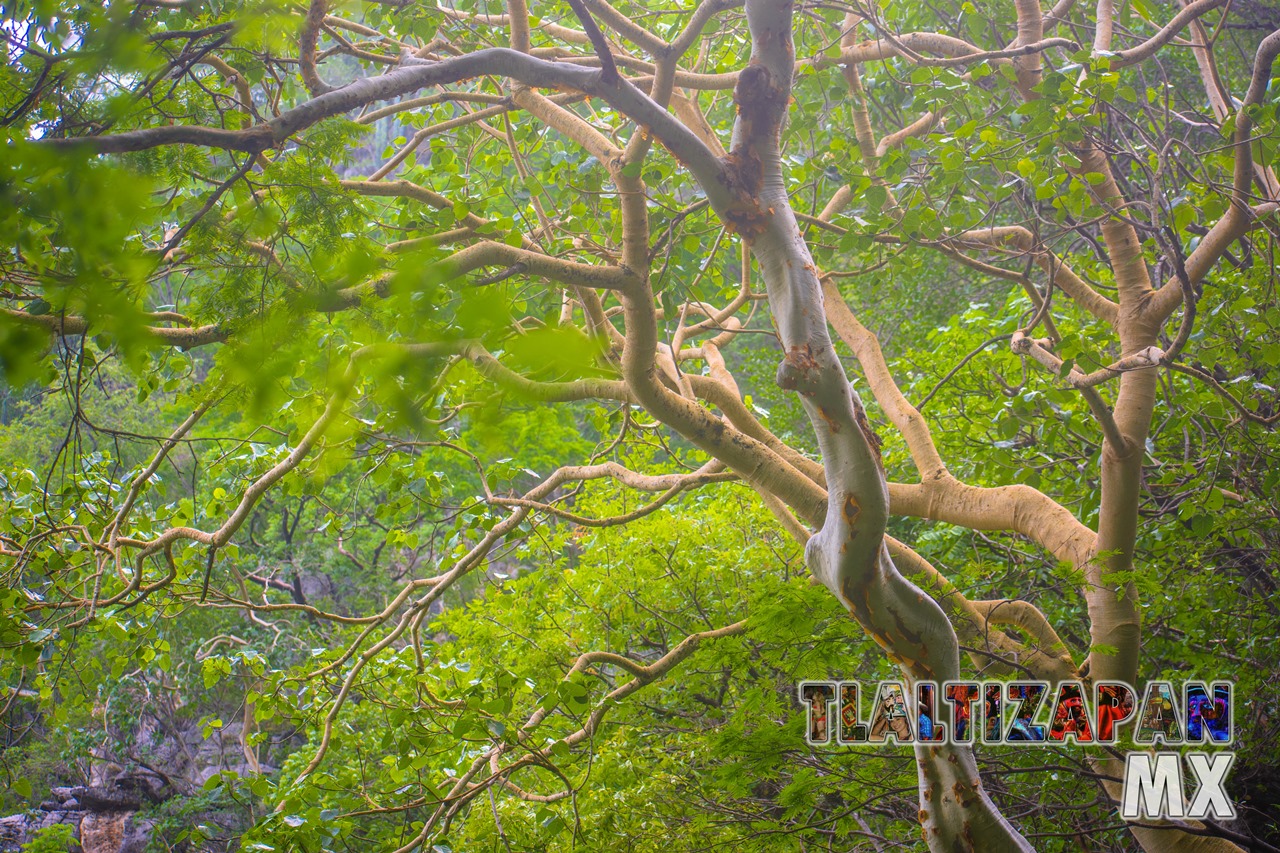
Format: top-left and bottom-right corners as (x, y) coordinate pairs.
(730, 2), (1033, 848)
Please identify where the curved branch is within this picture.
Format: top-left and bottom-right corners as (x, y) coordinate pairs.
(970, 598), (1073, 661)
(951, 227), (1118, 325)
(565, 0), (619, 83)
(821, 277), (947, 479)
(40, 48), (723, 187)
(1111, 0), (1228, 67)
(819, 31), (1075, 69)
(889, 536), (1077, 681)
(1154, 28), (1280, 316)
(876, 110), (938, 158)
(888, 480), (1097, 570)
(299, 0), (336, 96)
(1, 307), (226, 348)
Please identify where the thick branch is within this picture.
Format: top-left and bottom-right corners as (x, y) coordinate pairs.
(40, 48), (723, 187)
(1153, 28), (1280, 317)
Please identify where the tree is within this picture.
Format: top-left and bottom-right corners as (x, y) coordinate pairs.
(2, 0), (1279, 850)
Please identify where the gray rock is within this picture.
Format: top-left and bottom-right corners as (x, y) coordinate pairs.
(0, 809), (82, 851)
(118, 815), (154, 853)
(71, 787), (142, 813)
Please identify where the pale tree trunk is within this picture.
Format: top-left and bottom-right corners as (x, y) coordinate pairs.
(730, 2), (1033, 849)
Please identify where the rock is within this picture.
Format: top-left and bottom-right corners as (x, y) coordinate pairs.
(80, 811), (125, 853)
(0, 809), (81, 852)
(196, 762), (275, 786)
(71, 787), (142, 813)
(118, 816), (154, 853)
(2, 705), (265, 850)
(0, 814), (25, 850)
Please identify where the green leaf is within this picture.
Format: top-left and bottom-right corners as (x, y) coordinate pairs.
(863, 184), (887, 211)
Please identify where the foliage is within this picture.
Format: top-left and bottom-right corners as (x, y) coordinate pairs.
(22, 823), (78, 853)
(2, 0), (1280, 851)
